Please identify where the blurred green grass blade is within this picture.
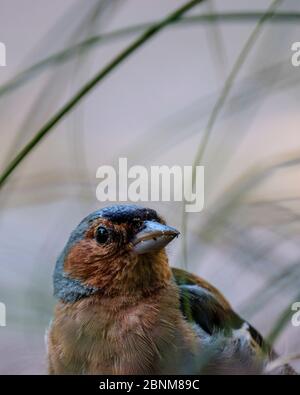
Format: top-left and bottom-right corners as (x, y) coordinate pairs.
(241, 260), (300, 318)
(200, 153), (300, 240)
(192, 0), (284, 174)
(204, 1), (227, 79)
(0, 0), (205, 189)
(181, 0), (284, 266)
(124, 57), (297, 165)
(1, 11), (300, 98)
(0, 0), (107, 98)
(3, 0), (113, 162)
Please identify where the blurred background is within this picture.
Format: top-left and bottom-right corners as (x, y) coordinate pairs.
(0, 0), (300, 374)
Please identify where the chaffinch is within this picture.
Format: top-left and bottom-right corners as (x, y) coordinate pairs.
(47, 204), (296, 375)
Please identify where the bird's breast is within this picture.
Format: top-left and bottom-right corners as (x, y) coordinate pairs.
(48, 285), (199, 374)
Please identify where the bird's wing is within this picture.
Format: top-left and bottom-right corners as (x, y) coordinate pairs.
(172, 267), (265, 348)
(172, 268), (296, 374)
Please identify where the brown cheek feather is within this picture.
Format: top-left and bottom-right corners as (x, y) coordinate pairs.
(64, 238), (173, 297)
(64, 239), (123, 289)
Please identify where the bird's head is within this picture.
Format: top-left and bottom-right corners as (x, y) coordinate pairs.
(54, 205), (179, 302)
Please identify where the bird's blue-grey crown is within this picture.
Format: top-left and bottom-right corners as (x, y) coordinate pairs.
(53, 205), (161, 303)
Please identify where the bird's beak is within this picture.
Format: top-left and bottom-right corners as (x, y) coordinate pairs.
(132, 220), (180, 254)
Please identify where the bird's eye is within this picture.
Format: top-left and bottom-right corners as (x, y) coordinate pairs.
(132, 218), (143, 229)
(95, 226), (110, 244)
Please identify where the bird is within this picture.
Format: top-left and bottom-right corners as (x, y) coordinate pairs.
(47, 204), (296, 375)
